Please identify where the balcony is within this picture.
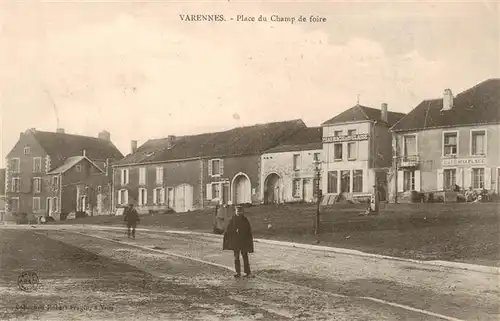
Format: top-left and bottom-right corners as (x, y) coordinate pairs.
(398, 155), (420, 168)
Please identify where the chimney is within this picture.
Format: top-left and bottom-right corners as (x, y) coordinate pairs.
(98, 130), (111, 141)
(167, 135), (176, 149)
(131, 140), (138, 154)
(82, 149), (86, 157)
(442, 88), (454, 111)
(56, 128), (65, 134)
(380, 103), (388, 123)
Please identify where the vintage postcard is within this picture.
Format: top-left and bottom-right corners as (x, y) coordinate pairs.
(0, 1), (499, 320)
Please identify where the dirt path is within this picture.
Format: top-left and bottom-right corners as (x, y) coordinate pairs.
(0, 229), (430, 320)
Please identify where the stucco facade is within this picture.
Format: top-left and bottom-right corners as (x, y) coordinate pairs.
(261, 149), (322, 204)
(392, 124), (500, 198)
(113, 159), (203, 214)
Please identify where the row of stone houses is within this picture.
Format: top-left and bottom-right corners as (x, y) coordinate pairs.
(3, 78), (498, 221)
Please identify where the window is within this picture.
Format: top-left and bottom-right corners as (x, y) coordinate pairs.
(139, 167), (146, 185)
(52, 176), (59, 189)
(24, 147), (30, 155)
(138, 188), (147, 206)
(293, 179), (301, 197)
(471, 130), (486, 155)
(403, 135), (417, 156)
(33, 157), (42, 173)
(334, 144), (343, 161)
(211, 160), (221, 176)
(293, 154), (300, 171)
(52, 197), (58, 212)
(118, 189), (129, 205)
(76, 164), (82, 172)
(340, 170), (350, 193)
(97, 186), (102, 193)
(327, 171), (338, 194)
(10, 198), (19, 212)
(212, 183), (221, 199)
(347, 129), (356, 136)
(121, 169), (129, 185)
(347, 142), (356, 160)
(313, 153), (320, 162)
(443, 132), (458, 156)
(10, 158), (20, 173)
(472, 168), (485, 189)
(353, 170), (363, 193)
(334, 130), (343, 137)
(32, 197), (41, 211)
(156, 166), (164, 184)
(11, 178), (20, 192)
(33, 178), (42, 193)
(444, 169), (456, 191)
(403, 171), (415, 192)
(154, 188), (165, 205)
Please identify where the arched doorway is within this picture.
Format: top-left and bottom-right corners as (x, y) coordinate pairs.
(232, 173), (251, 205)
(174, 184), (193, 213)
(264, 173), (282, 204)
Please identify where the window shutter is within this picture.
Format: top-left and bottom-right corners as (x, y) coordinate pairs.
(397, 171), (404, 193)
(208, 160), (213, 176)
(144, 189), (148, 205)
(485, 168), (492, 190)
(206, 184), (212, 200)
(153, 188), (157, 205)
(118, 190), (122, 205)
(437, 169), (444, 191)
(138, 189), (143, 205)
(456, 168), (463, 189)
(160, 188), (165, 204)
(464, 168), (472, 189)
(414, 170), (421, 192)
(125, 190), (129, 205)
(220, 159), (224, 176)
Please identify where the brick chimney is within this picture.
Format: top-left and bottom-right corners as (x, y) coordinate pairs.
(167, 135), (176, 149)
(131, 140), (138, 154)
(98, 130), (111, 141)
(380, 103), (388, 123)
(442, 89), (454, 111)
(56, 128), (65, 134)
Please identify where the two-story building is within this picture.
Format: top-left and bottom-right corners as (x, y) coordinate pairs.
(112, 119), (306, 213)
(390, 78), (500, 202)
(260, 127), (322, 204)
(5, 128), (123, 221)
(321, 104), (406, 204)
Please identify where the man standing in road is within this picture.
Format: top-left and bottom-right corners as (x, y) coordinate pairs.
(223, 206), (254, 278)
(124, 203), (140, 239)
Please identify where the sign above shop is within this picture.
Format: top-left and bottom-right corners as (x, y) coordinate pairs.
(442, 157), (487, 166)
(322, 133), (369, 143)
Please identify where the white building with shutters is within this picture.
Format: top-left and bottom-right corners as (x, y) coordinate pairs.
(390, 79), (500, 202)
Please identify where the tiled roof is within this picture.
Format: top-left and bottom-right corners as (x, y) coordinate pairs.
(32, 131), (123, 161)
(114, 119), (306, 166)
(391, 78), (500, 132)
(47, 156), (104, 174)
(322, 105), (406, 127)
(264, 127), (322, 153)
(0, 169), (5, 195)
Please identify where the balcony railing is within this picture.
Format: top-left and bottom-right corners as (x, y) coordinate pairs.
(398, 155), (420, 168)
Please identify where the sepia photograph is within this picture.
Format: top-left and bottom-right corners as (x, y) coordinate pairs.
(0, 0), (499, 320)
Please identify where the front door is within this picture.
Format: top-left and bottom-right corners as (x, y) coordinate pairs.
(167, 188), (174, 209)
(222, 183), (229, 205)
(303, 179), (313, 202)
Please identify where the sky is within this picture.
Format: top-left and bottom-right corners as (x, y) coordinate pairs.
(1, 0), (499, 166)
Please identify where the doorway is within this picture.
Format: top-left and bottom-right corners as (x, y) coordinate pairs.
(264, 173), (281, 204)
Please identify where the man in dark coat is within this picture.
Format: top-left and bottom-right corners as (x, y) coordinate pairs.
(123, 204), (140, 239)
(223, 206), (254, 278)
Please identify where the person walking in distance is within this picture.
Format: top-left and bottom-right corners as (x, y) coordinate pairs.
(124, 203), (140, 239)
(223, 206), (254, 278)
